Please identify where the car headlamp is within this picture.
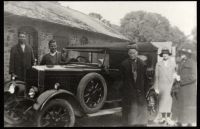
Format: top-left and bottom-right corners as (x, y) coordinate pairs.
(11, 76), (16, 81)
(28, 86), (38, 98)
(8, 83), (16, 94)
(54, 83), (60, 90)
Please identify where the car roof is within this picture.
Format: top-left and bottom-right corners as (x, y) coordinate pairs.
(65, 42), (158, 53)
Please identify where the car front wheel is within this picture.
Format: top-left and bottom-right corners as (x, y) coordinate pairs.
(77, 72), (107, 113)
(37, 99), (75, 127)
(4, 93), (24, 125)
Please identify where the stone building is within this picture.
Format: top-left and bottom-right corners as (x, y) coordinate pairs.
(4, 1), (129, 81)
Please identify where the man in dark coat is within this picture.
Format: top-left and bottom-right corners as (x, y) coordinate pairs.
(9, 31), (35, 81)
(120, 44), (149, 126)
(172, 48), (197, 126)
(40, 39), (62, 65)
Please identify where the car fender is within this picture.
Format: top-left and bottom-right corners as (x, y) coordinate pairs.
(33, 89), (85, 117)
(4, 80), (26, 95)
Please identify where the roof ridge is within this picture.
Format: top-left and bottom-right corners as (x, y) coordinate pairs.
(57, 2), (123, 35)
(4, 1), (129, 41)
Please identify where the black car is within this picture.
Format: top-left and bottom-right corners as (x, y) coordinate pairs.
(4, 42), (158, 127)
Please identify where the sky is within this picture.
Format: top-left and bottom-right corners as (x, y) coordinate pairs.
(59, 1), (196, 36)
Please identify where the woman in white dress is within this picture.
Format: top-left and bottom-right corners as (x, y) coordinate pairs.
(153, 48), (178, 125)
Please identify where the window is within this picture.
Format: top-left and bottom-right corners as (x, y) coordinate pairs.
(53, 35), (69, 51)
(80, 36), (89, 45)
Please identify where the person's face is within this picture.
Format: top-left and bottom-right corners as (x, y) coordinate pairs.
(18, 33), (26, 44)
(163, 54), (169, 60)
(49, 42), (57, 53)
(128, 49), (138, 60)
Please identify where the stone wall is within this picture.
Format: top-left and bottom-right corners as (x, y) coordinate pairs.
(4, 15), (125, 81)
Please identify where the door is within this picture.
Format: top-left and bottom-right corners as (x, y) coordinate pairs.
(18, 26), (38, 60)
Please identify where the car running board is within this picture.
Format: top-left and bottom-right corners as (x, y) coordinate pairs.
(86, 107), (122, 117)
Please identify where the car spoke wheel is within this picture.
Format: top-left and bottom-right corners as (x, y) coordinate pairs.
(77, 73), (107, 113)
(84, 79), (104, 108)
(37, 99), (75, 127)
(4, 93), (26, 125)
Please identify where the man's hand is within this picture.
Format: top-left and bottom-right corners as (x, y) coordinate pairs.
(171, 90), (178, 99)
(173, 73), (181, 81)
(154, 88), (159, 94)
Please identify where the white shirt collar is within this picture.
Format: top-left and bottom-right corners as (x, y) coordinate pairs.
(163, 59), (169, 66)
(49, 51), (57, 56)
(20, 44), (25, 52)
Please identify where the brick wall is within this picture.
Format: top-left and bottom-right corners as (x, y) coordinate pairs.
(4, 22), (18, 81)
(4, 16), (125, 81)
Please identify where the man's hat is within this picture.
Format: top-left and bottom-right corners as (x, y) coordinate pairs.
(18, 31), (27, 36)
(179, 48), (192, 54)
(178, 48), (194, 58)
(159, 47), (171, 57)
(127, 42), (138, 50)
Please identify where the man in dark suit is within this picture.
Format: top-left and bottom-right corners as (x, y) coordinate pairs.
(172, 48), (197, 126)
(120, 44), (149, 126)
(9, 31), (35, 81)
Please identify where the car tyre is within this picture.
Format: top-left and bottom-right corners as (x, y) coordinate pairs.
(4, 82), (27, 125)
(37, 99), (75, 127)
(77, 72), (107, 113)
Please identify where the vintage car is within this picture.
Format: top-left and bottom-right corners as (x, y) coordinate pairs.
(4, 42), (158, 127)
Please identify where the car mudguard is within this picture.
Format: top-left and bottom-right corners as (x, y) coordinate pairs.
(4, 80), (26, 95)
(33, 89), (85, 117)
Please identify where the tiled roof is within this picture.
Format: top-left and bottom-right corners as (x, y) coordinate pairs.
(4, 1), (129, 41)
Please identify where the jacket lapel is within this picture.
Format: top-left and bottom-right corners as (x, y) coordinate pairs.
(127, 59), (134, 83)
(128, 58), (138, 83)
(161, 59), (173, 82)
(17, 43), (24, 56)
(24, 44), (29, 54)
(136, 58), (140, 83)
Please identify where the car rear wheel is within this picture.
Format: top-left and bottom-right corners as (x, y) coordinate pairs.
(77, 72), (107, 113)
(37, 99), (75, 127)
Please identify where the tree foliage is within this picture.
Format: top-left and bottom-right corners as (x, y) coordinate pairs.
(120, 11), (187, 45)
(89, 12), (102, 20)
(191, 27), (196, 43)
(102, 19), (111, 27)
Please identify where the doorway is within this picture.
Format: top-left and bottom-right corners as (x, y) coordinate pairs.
(18, 26), (38, 59)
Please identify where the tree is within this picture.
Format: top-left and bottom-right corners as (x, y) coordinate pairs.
(167, 26), (186, 46)
(191, 27), (197, 43)
(110, 24), (121, 32)
(120, 11), (186, 45)
(102, 19), (111, 27)
(88, 12), (102, 20)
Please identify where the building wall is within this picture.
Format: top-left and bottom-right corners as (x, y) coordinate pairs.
(4, 15), (126, 81)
